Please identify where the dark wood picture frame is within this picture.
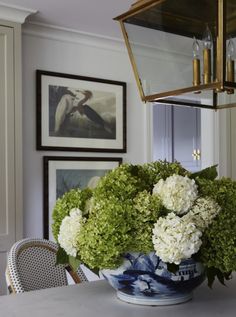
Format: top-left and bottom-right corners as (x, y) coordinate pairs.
(36, 70), (126, 152)
(43, 156), (122, 239)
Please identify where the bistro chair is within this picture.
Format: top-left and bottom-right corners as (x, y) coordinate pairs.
(5, 238), (88, 294)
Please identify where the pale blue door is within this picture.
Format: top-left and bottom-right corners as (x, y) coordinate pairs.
(152, 104), (201, 172)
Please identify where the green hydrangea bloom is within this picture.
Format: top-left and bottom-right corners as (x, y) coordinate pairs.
(196, 177), (236, 273)
(52, 161), (236, 286)
(142, 160), (188, 185)
(76, 161), (187, 269)
(52, 188), (92, 241)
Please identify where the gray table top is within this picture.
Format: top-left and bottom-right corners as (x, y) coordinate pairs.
(0, 279), (236, 317)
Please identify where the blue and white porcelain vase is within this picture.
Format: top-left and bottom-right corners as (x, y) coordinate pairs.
(101, 252), (205, 306)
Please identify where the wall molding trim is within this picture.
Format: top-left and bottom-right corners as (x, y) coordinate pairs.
(0, 2), (37, 24)
(23, 22), (191, 63)
(23, 22), (127, 53)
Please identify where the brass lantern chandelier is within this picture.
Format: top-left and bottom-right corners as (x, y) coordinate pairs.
(114, 0), (236, 110)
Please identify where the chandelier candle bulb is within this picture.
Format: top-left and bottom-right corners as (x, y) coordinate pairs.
(203, 48), (211, 84)
(192, 37), (201, 87)
(227, 60), (234, 94)
(227, 60), (234, 82)
(202, 25), (213, 84)
(226, 38), (235, 94)
(193, 59), (200, 86)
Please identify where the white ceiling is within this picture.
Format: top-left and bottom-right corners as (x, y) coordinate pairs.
(3, 0), (134, 38)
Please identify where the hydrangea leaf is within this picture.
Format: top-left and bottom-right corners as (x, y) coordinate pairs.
(68, 256), (81, 272)
(56, 246), (69, 265)
(191, 165), (218, 181)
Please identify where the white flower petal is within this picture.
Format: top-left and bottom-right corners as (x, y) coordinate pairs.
(153, 175), (198, 215)
(58, 208), (83, 257)
(152, 212), (202, 264)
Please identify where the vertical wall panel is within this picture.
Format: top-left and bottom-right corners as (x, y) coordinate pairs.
(0, 25), (15, 295)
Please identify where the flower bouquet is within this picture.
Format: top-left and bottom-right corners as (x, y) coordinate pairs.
(52, 161), (236, 304)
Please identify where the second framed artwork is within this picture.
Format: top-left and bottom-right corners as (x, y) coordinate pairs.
(43, 156), (122, 239)
(36, 70), (127, 152)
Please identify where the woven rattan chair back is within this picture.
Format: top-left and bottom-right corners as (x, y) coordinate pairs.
(6, 238), (88, 294)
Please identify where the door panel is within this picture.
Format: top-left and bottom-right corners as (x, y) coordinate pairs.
(152, 105), (172, 161)
(0, 25), (15, 295)
(152, 104), (201, 172)
(0, 253), (7, 295)
(173, 107), (201, 171)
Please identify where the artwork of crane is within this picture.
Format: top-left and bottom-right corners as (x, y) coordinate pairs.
(54, 89), (112, 135)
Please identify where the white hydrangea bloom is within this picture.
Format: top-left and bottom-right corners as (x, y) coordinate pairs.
(87, 176), (100, 189)
(58, 208), (83, 257)
(152, 212), (202, 264)
(184, 197), (221, 231)
(153, 174), (198, 215)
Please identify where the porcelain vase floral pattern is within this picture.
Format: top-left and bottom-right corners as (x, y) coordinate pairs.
(101, 252), (205, 306)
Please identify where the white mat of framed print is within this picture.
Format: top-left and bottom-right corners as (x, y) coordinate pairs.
(43, 156), (122, 240)
(37, 70), (126, 152)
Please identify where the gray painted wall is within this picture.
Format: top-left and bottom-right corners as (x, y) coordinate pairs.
(22, 28), (148, 238)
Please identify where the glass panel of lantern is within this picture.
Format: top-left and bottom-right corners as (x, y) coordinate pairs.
(218, 0), (236, 108)
(122, 0), (220, 108)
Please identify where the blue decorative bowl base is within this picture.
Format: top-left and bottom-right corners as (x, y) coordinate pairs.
(101, 252), (205, 306)
(117, 290), (192, 306)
